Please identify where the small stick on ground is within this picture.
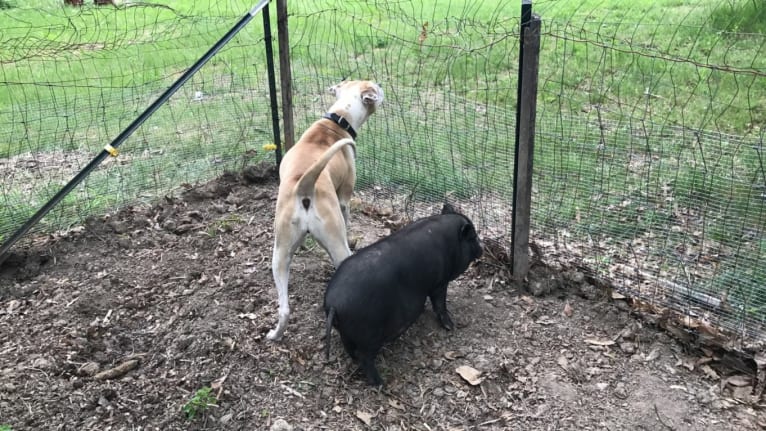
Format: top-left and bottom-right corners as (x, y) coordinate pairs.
(94, 359), (139, 381)
(654, 403), (675, 430)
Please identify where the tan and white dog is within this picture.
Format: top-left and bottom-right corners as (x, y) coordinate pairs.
(267, 80), (384, 341)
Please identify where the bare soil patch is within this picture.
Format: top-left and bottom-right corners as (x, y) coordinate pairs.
(0, 166), (762, 430)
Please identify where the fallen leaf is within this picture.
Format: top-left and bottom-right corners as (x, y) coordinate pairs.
(332, 406), (342, 413)
(584, 338), (616, 347)
(644, 348), (660, 362)
(726, 375), (752, 387)
(596, 382), (609, 391)
(611, 290), (626, 300)
(755, 353), (766, 369)
(444, 351), (460, 360)
(388, 399), (405, 411)
(211, 375), (227, 391)
(535, 316), (555, 325)
(701, 365), (719, 380)
(355, 410), (373, 426)
(556, 355), (569, 370)
(669, 385), (688, 392)
(678, 357), (695, 371)
(730, 385), (754, 401)
(679, 315), (700, 329)
(519, 295), (535, 306)
(563, 302), (573, 317)
(237, 313), (258, 320)
(456, 365), (484, 385)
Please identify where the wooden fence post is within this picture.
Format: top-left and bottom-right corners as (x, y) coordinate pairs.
(512, 15), (541, 280)
(276, 0), (295, 153)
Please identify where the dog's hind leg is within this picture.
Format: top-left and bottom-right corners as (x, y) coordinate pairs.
(267, 226), (306, 341)
(312, 202), (352, 267)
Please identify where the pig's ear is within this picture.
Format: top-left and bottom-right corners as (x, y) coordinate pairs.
(460, 222), (477, 240)
(441, 202), (456, 214)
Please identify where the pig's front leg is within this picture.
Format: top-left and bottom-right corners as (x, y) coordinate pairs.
(429, 283), (454, 331)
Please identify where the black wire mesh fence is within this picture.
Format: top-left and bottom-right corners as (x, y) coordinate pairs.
(1, 1), (275, 246)
(532, 1), (766, 348)
(1, 1), (764, 348)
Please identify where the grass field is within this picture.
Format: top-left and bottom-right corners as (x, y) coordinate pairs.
(1, 0), (765, 318)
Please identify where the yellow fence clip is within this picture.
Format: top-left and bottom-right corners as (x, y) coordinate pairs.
(104, 144), (119, 157)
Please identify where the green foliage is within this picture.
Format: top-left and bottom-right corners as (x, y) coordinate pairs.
(182, 386), (217, 420)
(709, 0), (766, 34)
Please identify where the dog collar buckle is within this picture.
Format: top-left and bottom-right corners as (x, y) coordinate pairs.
(323, 113), (357, 139)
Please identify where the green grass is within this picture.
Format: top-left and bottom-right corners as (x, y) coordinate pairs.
(1, 0), (765, 322)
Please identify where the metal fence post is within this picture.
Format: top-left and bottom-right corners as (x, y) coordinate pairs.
(262, 3), (283, 167)
(511, 14), (542, 280)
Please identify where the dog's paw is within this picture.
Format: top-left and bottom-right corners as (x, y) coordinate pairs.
(266, 329), (282, 341)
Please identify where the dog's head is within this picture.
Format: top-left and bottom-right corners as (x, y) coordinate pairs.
(329, 80), (384, 112)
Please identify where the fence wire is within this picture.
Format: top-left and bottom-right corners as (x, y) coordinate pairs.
(1, 1), (764, 348)
(533, 2), (766, 348)
(0, 2), (274, 244)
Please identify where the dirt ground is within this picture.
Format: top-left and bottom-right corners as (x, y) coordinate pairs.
(0, 165), (764, 430)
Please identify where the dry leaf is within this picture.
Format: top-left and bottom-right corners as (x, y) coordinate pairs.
(237, 313), (258, 320)
(584, 338), (616, 347)
(563, 302), (573, 317)
(355, 410), (373, 426)
(726, 375), (752, 387)
(388, 399), (405, 411)
(755, 353), (766, 369)
(611, 290), (626, 300)
(678, 357), (695, 371)
(211, 375), (227, 390)
(730, 385), (754, 401)
(444, 351), (460, 360)
(332, 405), (342, 414)
(456, 365), (484, 385)
(644, 348), (660, 362)
(557, 355), (569, 370)
(679, 315), (700, 329)
(519, 295), (535, 306)
(701, 365), (719, 380)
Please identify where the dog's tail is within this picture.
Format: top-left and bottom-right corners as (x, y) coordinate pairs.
(325, 307), (336, 361)
(294, 138), (356, 210)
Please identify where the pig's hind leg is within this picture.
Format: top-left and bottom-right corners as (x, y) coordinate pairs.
(429, 283), (454, 330)
(358, 351), (383, 386)
(340, 334), (383, 386)
(339, 333), (359, 361)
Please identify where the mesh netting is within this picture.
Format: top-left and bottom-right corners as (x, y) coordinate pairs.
(1, 1), (764, 346)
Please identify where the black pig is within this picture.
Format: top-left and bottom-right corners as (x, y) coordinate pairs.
(324, 203), (483, 386)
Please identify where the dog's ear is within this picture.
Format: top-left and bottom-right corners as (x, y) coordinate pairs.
(441, 202), (457, 215)
(328, 84), (340, 96)
(362, 85), (383, 106)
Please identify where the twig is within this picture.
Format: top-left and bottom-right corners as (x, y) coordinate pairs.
(654, 404), (675, 430)
(94, 359), (139, 380)
(280, 383), (305, 399)
(478, 418), (503, 427)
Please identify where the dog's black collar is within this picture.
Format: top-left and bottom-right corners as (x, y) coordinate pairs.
(322, 112), (357, 139)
